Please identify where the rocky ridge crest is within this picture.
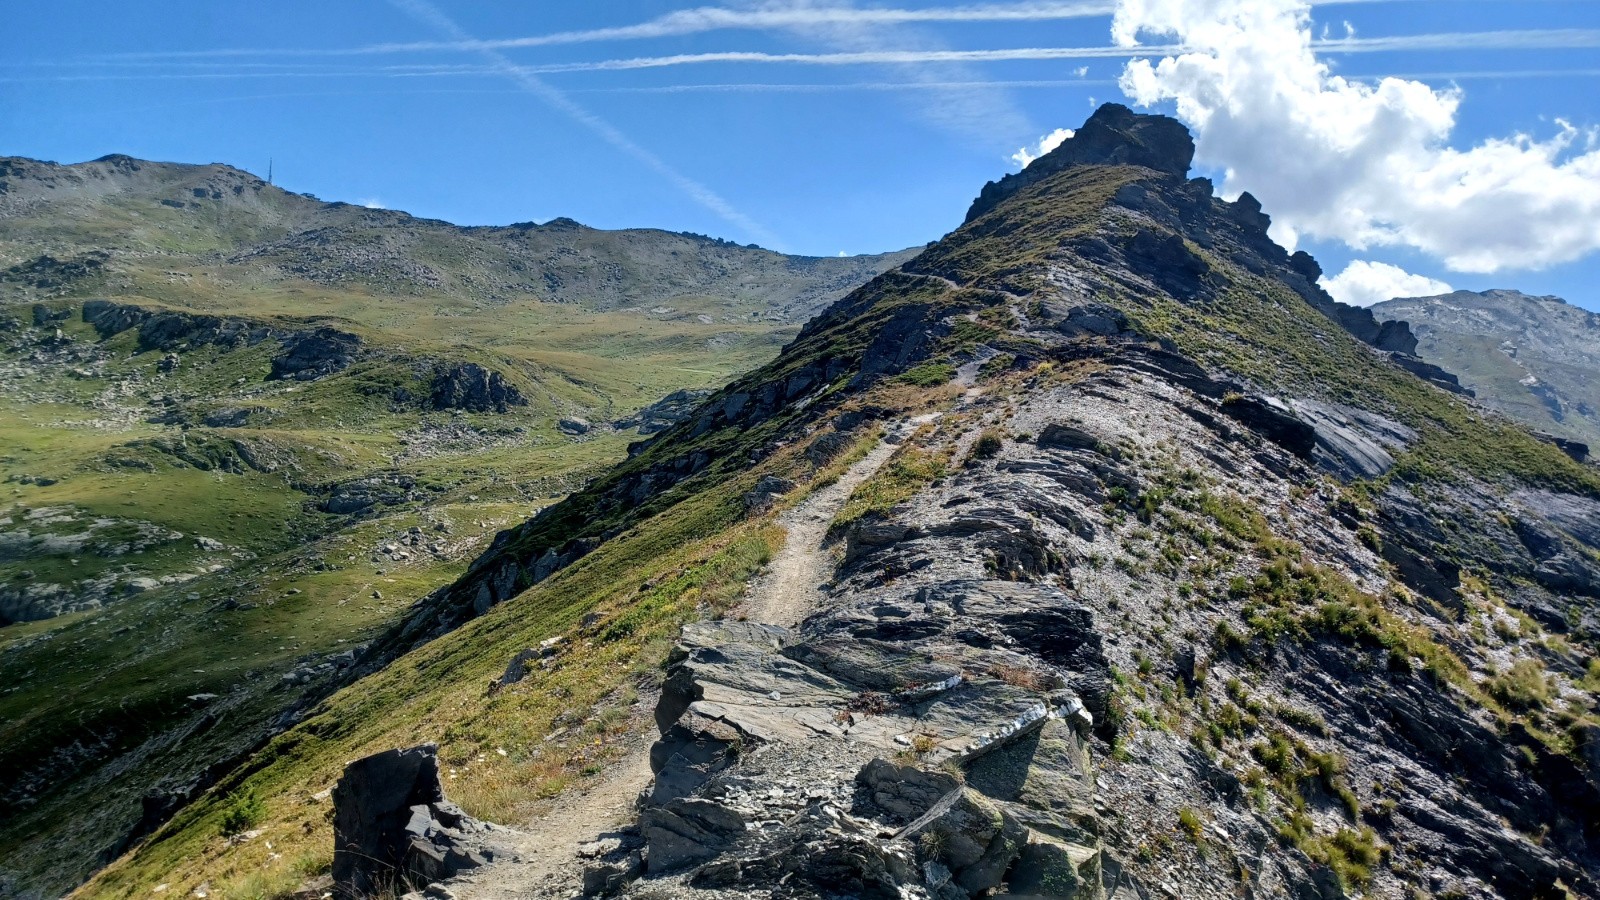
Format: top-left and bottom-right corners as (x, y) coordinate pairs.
(346, 106), (1600, 900)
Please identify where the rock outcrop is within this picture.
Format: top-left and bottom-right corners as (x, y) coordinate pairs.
(612, 389), (714, 435)
(331, 744), (512, 899)
(82, 300), (364, 382)
(966, 103), (1195, 223)
(430, 362), (527, 413)
(605, 614), (1105, 899)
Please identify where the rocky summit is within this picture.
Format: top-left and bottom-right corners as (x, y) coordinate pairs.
(27, 105), (1600, 900)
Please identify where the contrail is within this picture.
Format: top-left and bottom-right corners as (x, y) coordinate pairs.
(24, 27), (1600, 84)
(103, 0), (1495, 61)
(371, 30), (1600, 74)
(1315, 28), (1600, 53)
(110, 2), (1120, 59)
(512, 46), (1173, 73)
(384, 0), (781, 249)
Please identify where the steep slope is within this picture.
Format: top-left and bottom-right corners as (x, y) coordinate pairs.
(0, 158), (911, 897)
(72, 104), (1600, 900)
(1374, 290), (1600, 451)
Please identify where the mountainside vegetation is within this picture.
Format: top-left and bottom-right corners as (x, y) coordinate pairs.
(0, 154), (911, 897)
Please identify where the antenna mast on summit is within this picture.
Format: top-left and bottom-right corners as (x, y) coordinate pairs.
(268, 158), (273, 185)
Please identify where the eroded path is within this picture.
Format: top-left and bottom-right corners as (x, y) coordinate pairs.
(736, 434), (904, 627)
(446, 430), (907, 899)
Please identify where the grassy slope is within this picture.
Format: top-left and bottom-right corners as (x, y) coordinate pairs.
(0, 170), (903, 893)
(79, 415), (911, 900)
(0, 280), (780, 892)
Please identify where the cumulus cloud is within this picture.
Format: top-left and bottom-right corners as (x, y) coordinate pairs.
(359, 197), (386, 209)
(1011, 127), (1076, 167)
(1112, 0), (1600, 274)
(1321, 260), (1452, 307)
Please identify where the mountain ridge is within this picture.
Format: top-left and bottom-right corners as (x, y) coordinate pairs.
(1374, 288), (1600, 449)
(17, 105), (1600, 900)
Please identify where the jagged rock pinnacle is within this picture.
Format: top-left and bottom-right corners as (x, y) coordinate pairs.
(966, 103), (1197, 223)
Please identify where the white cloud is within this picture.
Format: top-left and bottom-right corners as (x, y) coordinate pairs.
(1321, 260), (1452, 307)
(1011, 127), (1076, 167)
(359, 197), (385, 209)
(1112, 0), (1600, 274)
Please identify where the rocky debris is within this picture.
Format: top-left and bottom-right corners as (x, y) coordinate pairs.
(331, 744), (514, 899)
(612, 389), (714, 435)
(557, 417), (591, 436)
(430, 363), (526, 413)
(0, 511), (191, 622)
(0, 252), (107, 292)
(201, 407), (262, 428)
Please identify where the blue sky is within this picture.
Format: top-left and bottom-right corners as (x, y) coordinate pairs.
(2, 0), (1598, 310)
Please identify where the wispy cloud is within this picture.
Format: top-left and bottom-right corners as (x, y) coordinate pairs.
(20, 29), (1600, 85)
(371, 30), (1600, 74)
(383, 0), (780, 248)
(722, 0), (1045, 151)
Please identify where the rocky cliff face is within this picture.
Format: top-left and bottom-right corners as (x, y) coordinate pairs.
(1374, 290), (1600, 450)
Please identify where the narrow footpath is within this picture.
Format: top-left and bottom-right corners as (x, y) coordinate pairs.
(444, 431), (907, 899)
